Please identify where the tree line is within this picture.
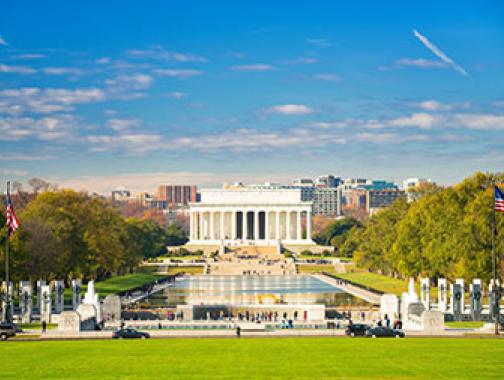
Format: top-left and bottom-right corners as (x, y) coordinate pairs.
(337, 172), (504, 282)
(1, 186), (188, 283)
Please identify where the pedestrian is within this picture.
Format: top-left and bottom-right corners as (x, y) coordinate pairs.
(236, 326), (241, 338)
(42, 320), (47, 333)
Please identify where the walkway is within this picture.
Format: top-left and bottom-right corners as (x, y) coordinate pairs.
(122, 281), (174, 305)
(313, 274), (381, 305)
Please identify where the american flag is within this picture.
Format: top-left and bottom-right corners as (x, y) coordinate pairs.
(496, 185), (504, 213)
(6, 183), (19, 236)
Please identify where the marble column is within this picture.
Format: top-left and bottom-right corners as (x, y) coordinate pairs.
(210, 211), (215, 240)
(265, 211), (270, 241)
(254, 210), (259, 240)
(297, 210), (302, 240)
(275, 210), (280, 241)
(232, 210), (237, 239)
(286, 210), (291, 240)
(199, 211), (204, 240)
(307, 210), (312, 241)
(220, 211), (225, 240)
(243, 210), (248, 240)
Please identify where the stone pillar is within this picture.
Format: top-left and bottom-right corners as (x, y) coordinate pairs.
(265, 211), (269, 241)
(450, 280), (464, 317)
(254, 210), (259, 241)
(296, 210), (302, 241)
(210, 211), (215, 241)
(275, 210), (280, 241)
(307, 210), (312, 241)
(199, 211), (204, 240)
(286, 210), (291, 240)
(1, 281), (13, 322)
(420, 278), (430, 310)
(54, 280), (65, 313)
(489, 279), (500, 322)
(72, 279), (82, 310)
(243, 210), (248, 240)
(36, 280), (46, 311)
(189, 212), (194, 240)
(437, 278), (448, 312)
(40, 285), (52, 323)
(19, 281), (33, 323)
(220, 211), (225, 240)
(232, 210), (237, 240)
(470, 279), (482, 320)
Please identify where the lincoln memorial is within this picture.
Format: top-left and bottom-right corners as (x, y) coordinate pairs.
(187, 184), (317, 252)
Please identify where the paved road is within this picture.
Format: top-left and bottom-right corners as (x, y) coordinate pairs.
(313, 274), (382, 305)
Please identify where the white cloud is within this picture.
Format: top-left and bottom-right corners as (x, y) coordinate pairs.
(152, 69), (202, 78)
(126, 47), (207, 62)
(396, 58), (448, 68)
(88, 133), (163, 153)
(43, 67), (86, 76)
(283, 57), (318, 65)
(166, 92), (186, 99)
(0, 168), (28, 177)
(309, 121), (348, 129)
(0, 36), (7, 46)
(389, 112), (440, 129)
(0, 87), (106, 114)
(230, 64), (275, 72)
(105, 74), (153, 89)
(96, 57), (111, 64)
(355, 132), (430, 144)
(266, 104), (314, 115)
(313, 73), (342, 82)
(453, 114), (504, 130)
(0, 63), (37, 74)
(10, 53), (46, 60)
(0, 154), (54, 161)
(417, 100), (451, 111)
(0, 114), (82, 141)
(412, 29), (468, 77)
(106, 118), (141, 132)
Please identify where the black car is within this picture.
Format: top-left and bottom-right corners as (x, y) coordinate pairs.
(112, 328), (150, 339)
(345, 323), (371, 336)
(365, 326), (405, 338)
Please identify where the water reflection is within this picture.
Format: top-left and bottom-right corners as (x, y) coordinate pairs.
(142, 275), (369, 307)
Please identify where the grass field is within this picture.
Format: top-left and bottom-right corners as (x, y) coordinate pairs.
(92, 272), (168, 296)
(164, 266), (204, 275)
(296, 264), (337, 275)
(337, 272), (438, 296)
(1, 338), (503, 379)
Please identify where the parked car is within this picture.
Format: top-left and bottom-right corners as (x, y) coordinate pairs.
(345, 323), (370, 336)
(365, 326), (405, 338)
(112, 328), (150, 339)
(0, 322), (20, 341)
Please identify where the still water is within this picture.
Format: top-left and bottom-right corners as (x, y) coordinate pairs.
(140, 275), (369, 307)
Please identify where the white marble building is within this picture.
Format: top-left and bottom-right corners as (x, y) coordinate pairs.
(188, 185), (315, 247)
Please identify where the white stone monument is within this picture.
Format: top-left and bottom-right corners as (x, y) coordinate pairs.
(54, 280), (65, 314)
(40, 285), (52, 323)
(76, 304), (97, 331)
(19, 281), (33, 323)
(58, 311), (81, 333)
(36, 280), (46, 311)
(470, 278), (482, 320)
(421, 310), (444, 333)
(1, 281), (13, 322)
(420, 278), (430, 310)
(102, 294), (121, 321)
(437, 278), (448, 312)
(72, 279), (82, 310)
(450, 279), (464, 316)
(83, 281), (101, 323)
(380, 294), (399, 320)
(400, 278), (420, 326)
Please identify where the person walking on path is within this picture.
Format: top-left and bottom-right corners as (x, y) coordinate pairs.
(42, 321), (47, 333)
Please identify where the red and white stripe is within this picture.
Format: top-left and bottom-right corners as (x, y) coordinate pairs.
(496, 198), (504, 212)
(6, 204), (19, 233)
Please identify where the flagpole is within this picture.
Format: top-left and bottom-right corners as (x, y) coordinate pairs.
(4, 181), (10, 323)
(494, 180), (501, 335)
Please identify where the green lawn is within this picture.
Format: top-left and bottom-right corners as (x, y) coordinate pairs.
(337, 272), (438, 297)
(445, 321), (485, 329)
(297, 264), (336, 275)
(92, 272), (168, 296)
(1, 338), (503, 379)
(165, 266), (204, 275)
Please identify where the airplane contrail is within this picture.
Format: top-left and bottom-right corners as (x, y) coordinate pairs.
(413, 29), (468, 77)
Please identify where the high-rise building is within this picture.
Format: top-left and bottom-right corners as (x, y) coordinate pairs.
(155, 185), (198, 208)
(315, 175), (342, 188)
(366, 189), (405, 215)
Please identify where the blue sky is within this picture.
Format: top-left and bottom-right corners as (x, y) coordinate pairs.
(0, 1), (503, 192)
